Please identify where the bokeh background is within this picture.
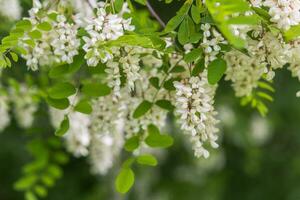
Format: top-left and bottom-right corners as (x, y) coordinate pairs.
(1, 0), (300, 200)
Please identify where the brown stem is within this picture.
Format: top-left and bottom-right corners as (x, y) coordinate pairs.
(146, 1), (166, 28)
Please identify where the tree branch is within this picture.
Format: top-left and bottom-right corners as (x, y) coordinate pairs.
(146, 1), (166, 28)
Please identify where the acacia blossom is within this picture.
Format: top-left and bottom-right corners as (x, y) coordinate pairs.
(174, 73), (219, 158)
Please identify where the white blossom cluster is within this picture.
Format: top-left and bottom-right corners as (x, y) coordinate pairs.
(224, 31), (290, 97)
(174, 73), (219, 158)
(201, 24), (227, 65)
(0, 92), (10, 132)
(20, 0), (80, 70)
(9, 84), (39, 129)
(82, 2), (134, 66)
(0, 0), (21, 21)
(250, 0), (300, 30)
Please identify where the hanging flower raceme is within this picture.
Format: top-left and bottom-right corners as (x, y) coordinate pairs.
(19, 1), (80, 70)
(82, 2), (134, 66)
(174, 73), (219, 158)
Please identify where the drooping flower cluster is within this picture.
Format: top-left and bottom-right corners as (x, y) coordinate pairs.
(82, 2), (134, 66)
(20, 1), (80, 70)
(0, 0), (21, 21)
(250, 0), (300, 30)
(0, 92), (10, 132)
(201, 23), (227, 65)
(174, 73), (219, 158)
(224, 30), (290, 97)
(9, 84), (39, 129)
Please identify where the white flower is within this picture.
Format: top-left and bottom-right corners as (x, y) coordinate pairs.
(50, 15), (80, 64)
(10, 84), (38, 129)
(0, 0), (21, 20)
(0, 94), (10, 132)
(49, 107), (91, 157)
(249, 115), (272, 145)
(21, 11), (80, 70)
(88, 95), (124, 175)
(264, 0), (300, 30)
(82, 3), (135, 66)
(201, 24), (227, 65)
(174, 73), (219, 158)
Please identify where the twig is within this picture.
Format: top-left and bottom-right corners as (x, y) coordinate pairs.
(146, 1), (166, 28)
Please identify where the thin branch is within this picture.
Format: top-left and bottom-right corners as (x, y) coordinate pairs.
(85, 0), (94, 10)
(146, 1), (166, 28)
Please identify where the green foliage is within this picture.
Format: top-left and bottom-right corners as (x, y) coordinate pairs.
(48, 82), (76, 99)
(133, 100), (153, 118)
(206, 0), (260, 48)
(81, 83), (111, 98)
(124, 136), (140, 152)
(55, 115), (69, 136)
(74, 99), (93, 114)
(14, 138), (68, 200)
(207, 58), (227, 85)
(115, 168), (135, 194)
(145, 124), (174, 148)
(46, 97), (70, 110)
(136, 154), (158, 166)
(241, 80), (275, 116)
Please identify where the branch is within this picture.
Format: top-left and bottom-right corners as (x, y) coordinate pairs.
(146, 1), (166, 28)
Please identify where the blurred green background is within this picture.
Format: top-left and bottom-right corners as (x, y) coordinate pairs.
(1, 1), (300, 200)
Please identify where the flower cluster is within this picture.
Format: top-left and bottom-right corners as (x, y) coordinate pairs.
(82, 2), (134, 66)
(20, 1), (80, 70)
(201, 24), (227, 65)
(9, 84), (39, 129)
(0, 92), (10, 132)
(0, 0), (21, 21)
(251, 0), (300, 30)
(174, 73), (219, 158)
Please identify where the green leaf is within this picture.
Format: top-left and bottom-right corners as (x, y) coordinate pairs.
(37, 22), (52, 31)
(134, 0), (146, 5)
(163, 2), (192, 33)
(149, 77), (160, 89)
(170, 65), (186, 73)
(178, 16), (195, 45)
(105, 35), (154, 49)
(124, 136), (140, 152)
(147, 124), (160, 135)
(48, 82), (76, 99)
(49, 64), (69, 78)
(207, 58), (227, 84)
(192, 58), (205, 76)
(137, 154), (158, 166)
(25, 191), (37, 200)
(28, 30), (42, 39)
(49, 53), (85, 78)
(115, 168), (135, 194)
(14, 175), (37, 191)
(184, 48), (203, 63)
(115, 0), (124, 12)
(34, 185), (47, 198)
(16, 20), (32, 31)
(46, 97), (70, 110)
(81, 83), (111, 97)
(163, 78), (180, 91)
(9, 52), (18, 62)
(55, 115), (69, 136)
(284, 24), (300, 42)
(133, 100), (152, 118)
(74, 100), (92, 114)
(155, 99), (175, 111)
(191, 5), (201, 24)
(257, 92), (273, 102)
(145, 124), (174, 148)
